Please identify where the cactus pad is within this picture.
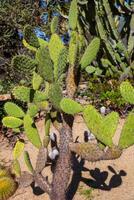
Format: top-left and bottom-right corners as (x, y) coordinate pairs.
(12, 159), (21, 177)
(60, 98), (83, 115)
(27, 104), (38, 118)
(119, 112), (134, 149)
(13, 141), (25, 159)
(11, 55), (37, 80)
(4, 102), (25, 118)
(69, 0), (78, 30)
(2, 117), (23, 128)
(51, 16), (59, 34)
(80, 38), (100, 69)
(24, 25), (40, 48)
(12, 86), (31, 102)
(24, 151), (34, 174)
(36, 46), (54, 82)
(83, 105), (119, 147)
(49, 83), (63, 110)
(24, 115), (42, 149)
(32, 72), (43, 90)
(49, 33), (64, 64)
(120, 81), (134, 104)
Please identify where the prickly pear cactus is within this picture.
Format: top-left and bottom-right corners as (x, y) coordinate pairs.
(120, 81), (134, 104)
(2, 2), (134, 200)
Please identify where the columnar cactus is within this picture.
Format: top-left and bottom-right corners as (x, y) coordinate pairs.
(2, 1), (134, 200)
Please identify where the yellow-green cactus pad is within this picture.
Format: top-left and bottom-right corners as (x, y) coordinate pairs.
(2, 117), (23, 128)
(83, 105), (119, 147)
(80, 38), (100, 69)
(24, 115), (42, 149)
(120, 81), (134, 104)
(119, 112), (134, 149)
(12, 86), (31, 103)
(4, 102), (25, 118)
(60, 98), (83, 115)
(13, 141), (25, 159)
(69, 0), (78, 30)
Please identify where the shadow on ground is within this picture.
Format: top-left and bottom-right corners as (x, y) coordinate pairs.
(66, 154), (127, 200)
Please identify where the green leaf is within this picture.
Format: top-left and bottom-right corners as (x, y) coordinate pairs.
(60, 98), (83, 115)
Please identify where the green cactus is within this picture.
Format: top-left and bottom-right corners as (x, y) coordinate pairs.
(60, 98), (83, 115)
(2, 117), (23, 129)
(4, 102), (25, 118)
(45, 113), (51, 137)
(12, 86), (31, 103)
(32, 72), (43, 91)
(119, 112), (134, 149)
(11, 55), (37, 80)
(23, 39), (37, 52)
(0, 169), (9, 178)
(12, 159), (21, 177)
(80, 38), (101, 69)
(13, 141), (25, 160)
(69, 0), (78, 30)
(51, 16), (59, 34)
(83, 105), (119, 147)
(33, 91), (48, 103)
(83, 105), (102, 135)
(36, 46), (54, 82)
(24, 25), (40, 48)
(68, 31), (79, 65)
(27, 104), (38, 118)
(44, 113), (51, 147)
(49, 33), (64, 64)
(120, 81), (134, 104)
(0, 176), (17, 200)
(54, 47), (68, 82)
(24, 151), (34, 174)
(24, 114), (42, 149)
(48, 83), (63, 110)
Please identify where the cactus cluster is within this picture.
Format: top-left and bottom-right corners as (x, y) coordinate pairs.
(1, 1), (134, 200)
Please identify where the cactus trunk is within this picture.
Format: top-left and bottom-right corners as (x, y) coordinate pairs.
(51, 117), (73, 200)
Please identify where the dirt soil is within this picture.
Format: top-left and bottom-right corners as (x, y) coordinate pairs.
(1, 116), (134, 200)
